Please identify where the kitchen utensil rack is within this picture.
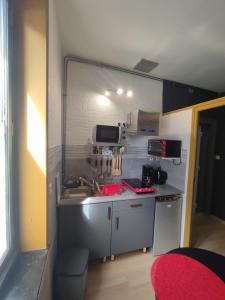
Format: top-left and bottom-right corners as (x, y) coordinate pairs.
(87, 144), (125, 178)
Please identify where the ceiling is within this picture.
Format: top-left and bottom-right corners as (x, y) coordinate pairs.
(56, 0), (225, 92)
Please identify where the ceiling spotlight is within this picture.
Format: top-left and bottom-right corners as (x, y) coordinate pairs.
(104, 90), (111, 97)
(127, 90), (133, 97)
(116, 88), (123, 95)
(98, 95), (110, 106)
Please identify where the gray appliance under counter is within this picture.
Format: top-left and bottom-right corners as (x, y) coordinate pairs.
(153, 194), (182, 256)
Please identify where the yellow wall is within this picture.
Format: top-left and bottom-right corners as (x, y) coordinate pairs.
(14, 0), (48, 251)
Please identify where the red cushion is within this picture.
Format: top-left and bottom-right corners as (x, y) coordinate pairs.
(151, 253), (225, 300)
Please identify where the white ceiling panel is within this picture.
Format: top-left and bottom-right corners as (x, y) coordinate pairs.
(56, 0), (225, 92)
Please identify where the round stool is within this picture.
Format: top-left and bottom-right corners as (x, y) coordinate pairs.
(151, 247), (225, 300)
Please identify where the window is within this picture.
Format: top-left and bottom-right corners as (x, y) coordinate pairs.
(0, 0), (11, 268)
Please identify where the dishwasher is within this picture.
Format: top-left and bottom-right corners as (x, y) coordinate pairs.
(153, 194), (182, 256)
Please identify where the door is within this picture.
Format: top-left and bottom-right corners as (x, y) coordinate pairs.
(58, 202), (112, 260)
(111, 198), (155, 255)
(195, 118), (216, 215)
(192, 125), (201, 213)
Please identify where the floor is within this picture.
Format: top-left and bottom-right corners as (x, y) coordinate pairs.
(191, 214), (225, 256)
(86, 250), (156, 300)
(86, 215), (225, 300)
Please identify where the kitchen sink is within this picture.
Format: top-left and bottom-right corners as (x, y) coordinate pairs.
(63, 186), (96, 199)
(62, 182), (126, 202)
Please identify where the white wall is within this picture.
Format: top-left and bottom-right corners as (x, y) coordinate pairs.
(160, 109), (193, 151)
(66, 62), (163, 146)
(160, 109), (193, 246)
(48, 0), (62, 148)
(46, 4), (62, 298)
(48, 0), (63, 242)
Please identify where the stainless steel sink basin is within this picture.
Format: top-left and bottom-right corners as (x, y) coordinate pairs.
(62, 183), (125, 202)
(63, 186), (95, 199)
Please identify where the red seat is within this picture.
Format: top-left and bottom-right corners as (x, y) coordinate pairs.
(151, 248), (225, 300)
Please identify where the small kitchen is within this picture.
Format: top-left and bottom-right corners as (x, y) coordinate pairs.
(2, 1), (225, 300)
(51, 58), (192, 299)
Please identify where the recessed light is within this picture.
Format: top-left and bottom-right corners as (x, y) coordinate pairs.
(98, 95), (110, 106)
(105, 90), (111, 97)
(127, 90), (133, 97)
(117, 88), (123, 95)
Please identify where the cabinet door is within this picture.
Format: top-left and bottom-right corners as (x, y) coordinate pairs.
(58, 203), (112, 260)
(111, 198), (155, 255)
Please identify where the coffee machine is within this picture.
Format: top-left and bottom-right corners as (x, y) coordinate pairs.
(142, 165), (155, 187)
(153, 167), (168, 185)
(142, 165), (168, 186)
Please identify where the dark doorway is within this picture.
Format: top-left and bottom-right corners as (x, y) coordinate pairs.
(195, 118), (216, 215)
(191, 106), (225, 255)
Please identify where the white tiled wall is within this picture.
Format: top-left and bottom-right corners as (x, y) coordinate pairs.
(64, 62), (164, 178)
(66, 62), (163, 146)
(48, 0), (62, 246)
(160, 109), (192, 152)
(45, 1), (62, 298)
(159, 109), (192, 190)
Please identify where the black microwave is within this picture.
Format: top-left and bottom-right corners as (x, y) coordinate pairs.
(93, 125), (120, 144)
(148, 139), (181, 158)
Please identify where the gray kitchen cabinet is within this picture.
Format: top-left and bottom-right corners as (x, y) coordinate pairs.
(58, 202), (112, 260)
(111, 198), (155, 255)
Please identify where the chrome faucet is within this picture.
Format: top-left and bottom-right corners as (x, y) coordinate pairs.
(79, 177), (100, 193)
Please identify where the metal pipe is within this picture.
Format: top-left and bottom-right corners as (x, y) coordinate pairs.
(61, 55), (163, 181)
(64, 55), (162, 82)
(62, 56), (70, 180)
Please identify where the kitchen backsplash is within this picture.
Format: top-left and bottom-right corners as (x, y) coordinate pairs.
(65, 143), (187, 191)
(64, 137), (152, 180)
(160, 157), (187, 191)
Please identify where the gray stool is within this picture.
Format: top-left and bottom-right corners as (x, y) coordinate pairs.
(56, 248), (89, 300)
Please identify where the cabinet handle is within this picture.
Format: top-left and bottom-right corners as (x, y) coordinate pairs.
(108, 207), (111, 220)
(116, 217), (119, 230)
(130, 204), (143, 208)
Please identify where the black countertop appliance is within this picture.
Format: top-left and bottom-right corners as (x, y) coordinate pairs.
(142, 165), (155, 187)
(142, 165), (167, 185)
(153, 167), (168, 185)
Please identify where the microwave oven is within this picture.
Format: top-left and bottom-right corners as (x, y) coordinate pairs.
(93, 125), (120, 144)
(148, 139), (181, 158)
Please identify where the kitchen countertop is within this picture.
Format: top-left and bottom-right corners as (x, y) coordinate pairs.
(59, 184), (183, 206)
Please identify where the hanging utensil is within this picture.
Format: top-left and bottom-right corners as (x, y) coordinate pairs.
(100, 157), (104, 179)
(109, 157), (112, 177)
(119, 147), (124, 176)
(96, 156), (100, 178)
(116, 154), (120, 176)
(111, 155), (116, 177)
(104, 157), (108, 178)
(115, 147), (121, 176)
(95, 157), (98, 174)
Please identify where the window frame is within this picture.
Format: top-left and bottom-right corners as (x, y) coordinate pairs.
(0, 0), (19, 287)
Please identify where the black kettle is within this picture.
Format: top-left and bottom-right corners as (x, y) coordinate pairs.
(153, 167), (167, 185)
